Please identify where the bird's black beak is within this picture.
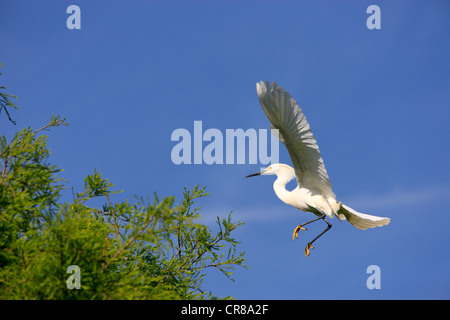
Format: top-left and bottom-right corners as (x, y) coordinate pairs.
(245, 171), (261, 178)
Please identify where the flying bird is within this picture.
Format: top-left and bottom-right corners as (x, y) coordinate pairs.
(246, 81), (390, 257)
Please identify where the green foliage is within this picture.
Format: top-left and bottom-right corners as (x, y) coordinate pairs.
(0, 117), (246, 299)
(0, 64), (19, 125)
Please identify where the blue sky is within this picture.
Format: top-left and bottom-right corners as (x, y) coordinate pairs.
(1, 0), (449, 299)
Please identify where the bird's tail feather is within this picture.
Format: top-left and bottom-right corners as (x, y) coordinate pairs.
(338, 204), (390, 230)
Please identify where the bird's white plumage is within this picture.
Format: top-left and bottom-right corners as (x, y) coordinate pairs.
(256, 81), (335, 199)
(254, 80), (390, 231)
(338, 204), (390, 230)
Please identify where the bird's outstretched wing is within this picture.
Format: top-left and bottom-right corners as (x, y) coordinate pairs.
(256, 81), (335, 199)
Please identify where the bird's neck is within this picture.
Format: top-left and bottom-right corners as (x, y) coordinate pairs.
(273, 168), (296, 206)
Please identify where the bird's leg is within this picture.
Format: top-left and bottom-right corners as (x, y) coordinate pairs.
(292, 225), (306, 241)
(305, 215), (332, 257)
(292, 215), (325, 241)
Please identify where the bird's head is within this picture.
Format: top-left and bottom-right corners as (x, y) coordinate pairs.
(245, 163), (283, 178)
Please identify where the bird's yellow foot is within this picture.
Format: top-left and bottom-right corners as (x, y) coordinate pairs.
(304, 243), (314, 257)
(292, 225), (307, 241)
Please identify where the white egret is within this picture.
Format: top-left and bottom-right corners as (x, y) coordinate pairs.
(246, 81), (390, 257)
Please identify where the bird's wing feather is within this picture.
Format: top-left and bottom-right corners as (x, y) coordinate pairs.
(256, 81), (334, 198)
